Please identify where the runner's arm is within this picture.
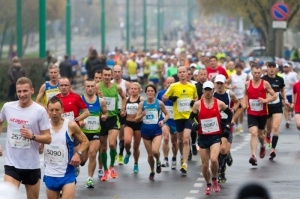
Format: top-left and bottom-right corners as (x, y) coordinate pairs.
(76, 108), (90, 121)
(117, 85), (127, 111)
(135, 101), (145, 122)
(219, 100), (233, 124)
(100, 98), (108, 120)
(241, 81), (249, 109)
(70, 121), (89, 152)
(264, 81), (277, 103)
(36, 84), (46, 108)
(159, 101), (169, 123)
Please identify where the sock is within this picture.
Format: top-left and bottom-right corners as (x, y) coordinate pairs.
(110, 149), (117, 167)
(164, 157), (168, 161)
(207, 183), (212, 187)
(212, 177), (217, 181)
(191, 130), (197, 144)
(272, 135), (278, 149)
(100, 152), (108, 170)
(119, 140), (124, 156)
(172, 157), (176, 161)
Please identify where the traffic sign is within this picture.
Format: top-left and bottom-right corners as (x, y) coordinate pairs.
(271, 2), (290, 21)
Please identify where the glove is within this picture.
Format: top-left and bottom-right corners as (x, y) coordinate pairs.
(222, 124), (231, 139)
(169, 96), (178, 102)
(190, 100), (195, 107)
(192, 123), (200, 132)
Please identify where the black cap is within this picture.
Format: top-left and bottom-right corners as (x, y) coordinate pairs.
(267, 62), (276, 67)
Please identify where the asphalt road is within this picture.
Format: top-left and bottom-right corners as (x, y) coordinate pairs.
(1, 116), (300, 199)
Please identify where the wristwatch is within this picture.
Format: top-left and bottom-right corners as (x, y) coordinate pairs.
(77, 150), (82, 156)
(31, 134), (36, 140)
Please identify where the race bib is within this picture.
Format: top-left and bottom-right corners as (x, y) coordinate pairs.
(45, 145), (66, 163)
(130, 74), (138, 80)
(149, 65), (158, 77)
(165, 106), (174, 119)
(177, 98), (191, 112)
(62, 111), (74, 120)
(268, 92), (280, 105)
(84, 116), (100, 130)
(249, 99), (263, 111)
(234, 86), (244, 97)
(200, 117), (220, 134)
(104, 97), (116, 111)
(220, 111), (228, 119)
(126, 103), (138, 115)
(143, 110), (159, 124)
(8, 126), (31, 149)
(46, 92), (59, 101)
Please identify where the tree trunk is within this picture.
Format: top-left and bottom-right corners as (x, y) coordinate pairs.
(8, 28), (15, 59)
(0, 20), (9, 60)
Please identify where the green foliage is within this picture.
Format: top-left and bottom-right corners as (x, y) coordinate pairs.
(0, 58), (45, 101)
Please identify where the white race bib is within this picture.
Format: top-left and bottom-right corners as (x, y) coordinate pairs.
(234, 86), (244, 97)
(143, 110), (159, 124)
(149, 65), (158, 77)
(130, 74), (138, 80)
(268, 92), (280, 105)
(249, 99), (263, 111)
(45, 145), (66, 163)
(46, 92), (59, 101)
(104, 97), (116, 111)
(62, 111), (74, 120)
(201, 117), (220, 134)
(177, 98), (191, 112)
(8, 126), (31, 148)
(84, 116), (100, 130)
(165, 106), (174, 119)
(126, 103), (138, 115)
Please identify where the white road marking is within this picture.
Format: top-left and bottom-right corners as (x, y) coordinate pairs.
(189, 190), (199, 194)
(193, 183), (203, 187)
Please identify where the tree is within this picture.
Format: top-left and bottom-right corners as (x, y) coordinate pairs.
(197, 0), (300, 57)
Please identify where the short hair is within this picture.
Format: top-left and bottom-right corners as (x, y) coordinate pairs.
(102, 67), (112, 73)
(16, 77), (33, 88)
(48, 64), (59, 71)
(86, 78), (95, 82)
(145, 84), (157, 94)
(209, 56), (218, 61)
(131, 82), (141, 90)
(47, 96), (63, 108)
(58, 76), (71, 84)
(95, 69), (103, 74)
(251, 62), (261, 69)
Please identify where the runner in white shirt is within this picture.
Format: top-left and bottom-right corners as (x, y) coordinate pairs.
(44, 96), (89, 199)
(282, 62), (298, 128)
(0, 77), (51, 198)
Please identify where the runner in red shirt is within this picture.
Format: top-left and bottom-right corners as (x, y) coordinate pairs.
(292, 81), (300, 131)
(206, 56), (228, 81)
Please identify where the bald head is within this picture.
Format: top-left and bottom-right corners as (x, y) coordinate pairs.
(113, 65), (122, 80)
(165, 76), (175, 88)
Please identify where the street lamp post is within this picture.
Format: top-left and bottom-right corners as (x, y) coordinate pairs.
(101, 0), (106, 54)
(66, 0), (71, 56)
(143, 0), (147, 51)
(157, 0), (161, 50)
(39, 0), (46, 58)
(126, 0), (130, 51)
(16, 0), (22, 57)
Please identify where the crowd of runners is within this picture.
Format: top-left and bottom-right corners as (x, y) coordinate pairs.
(1, 42), (300, 198)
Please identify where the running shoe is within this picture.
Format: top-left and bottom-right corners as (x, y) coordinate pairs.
(86, 179), (94, 188)
(171, 160), (176, 170)
(123, 153), (131, 164)
(269, 150), (276, 160)
(101, 170), (109, 181)
(249, 155), (257, 166)
(218, 172), (227, 183)
(212, 180), (220, 192)
(204, 186), (212, 195)
(118, 155), (124, 165)
(161, 159), (169, 167)
(149, 172), (155, 180)
(109, 167), (118, 178)
(156, 161), (162, 173)
(226, 153), (233, 167)
(180, 163), (188, 175)
(192, 144), (197, 155)
(235, 127), (240, 135)
(98, 169), (104, 178)
(133, 164), (139, 173)
(239, 127), (244, 133)
(75, 166), (80, 177)
(259, 146), (266, 158)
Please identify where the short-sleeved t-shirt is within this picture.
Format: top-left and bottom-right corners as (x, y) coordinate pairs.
(0, 101), (50, 169)
(293, 82), (300, 113)
(206, 66), (228, 81)
(163, 82), (198, 120)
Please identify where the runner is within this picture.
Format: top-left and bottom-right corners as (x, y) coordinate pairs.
(94, 70), (103, 83)
(0, 77), (51, 198)
(147, 54), (163, 88)
(213, 74), (240, 183)
(56, 77), (90, 176)
(189, 81), (233, 195)
(80, 79), (108, 188)
(262, 62), (288, 160)
(135, 84), (169, 180)
(292, 81), (300, 133)
(95, 67), (127, 181)
(36, 64), (60, 108)
(123, 82), (144, 173)
(242, 63), (277, 166)
(126, 53), (138, 82)
(44, 96), (89, 198)
(228, 62), (248, 134)
(163, 66), (198, 175)
(282, 62), (298, 128)
(206, 56), (228, 81)
(157, 77), (178, 169)
(111, 65), (131, 165)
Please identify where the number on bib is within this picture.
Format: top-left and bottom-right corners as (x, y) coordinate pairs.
(62, 111), (74, 120)
(45, 145), (66, 163)
(249, 99), (263, 111)
(8, 126), (31, 149)
(200, 117), (220, 134)
(84, 116), (100, 130)
(104, 97), (116, 111)
(143, 110), (159, 124)
(177, 98), (191, 112)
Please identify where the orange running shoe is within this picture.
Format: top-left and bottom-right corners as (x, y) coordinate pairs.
(101, 170), (109, 181)
(109, 167), (118, 178)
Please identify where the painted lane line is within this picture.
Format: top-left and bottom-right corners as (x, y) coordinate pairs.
(197, 178), (205, 181)
(189, 190), (199, 194)
(193, 183), (203, 187)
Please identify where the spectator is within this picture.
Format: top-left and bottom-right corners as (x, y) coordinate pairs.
(237, 182), (271, 199)
(59, 55), (72, 79)
(69, 55), (79, 84)
(43, 54), (54, 81)
(85, 49), (105, 79)
(8, 56), (26, 101)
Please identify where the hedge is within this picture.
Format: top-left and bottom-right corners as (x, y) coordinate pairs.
(0, 58), (45, 101)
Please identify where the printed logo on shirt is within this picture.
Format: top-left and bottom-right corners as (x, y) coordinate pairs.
(9, 118), (28, 125)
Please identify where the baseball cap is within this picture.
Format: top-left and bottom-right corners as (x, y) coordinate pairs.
(283, 63), (289, 67)
(215, 74), (226, 83)
(150, 54), (158, 59)
(203, 81), (214, 89)
(193, 70), (199, 76)
(258, 60), (264, 67)
(190, 63), (197, 68)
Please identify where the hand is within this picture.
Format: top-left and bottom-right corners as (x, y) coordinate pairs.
(283, 100), (290, 107)
(169, 96), (178, 102)
(101, 114), (107, 121)
(69, 153), (81, 167)
(192, 123), (200, 132)
(39, 144), (44, 154)
(158, 120), (164, 127)
(78, 121), (85, 127)
(98, 91), (103, 98)
(290, 103), (294, 109)
(258, 97), (267, 104)
(120, 110), (126, 117)
(190, 100), (195, 107)
(141, 111), (146, 117)
(20, 125), (32, 140)
(241, 103), (247, 109)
